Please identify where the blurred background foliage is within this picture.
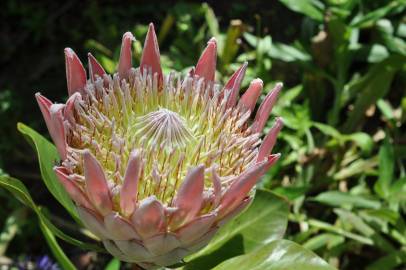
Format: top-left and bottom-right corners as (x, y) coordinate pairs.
(1, 0), (406, 269)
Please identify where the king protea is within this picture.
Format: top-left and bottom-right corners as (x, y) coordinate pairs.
(35, 23), (283, 269)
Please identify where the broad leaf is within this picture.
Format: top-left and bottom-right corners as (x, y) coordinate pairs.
(279, 0), (324, 21)
(17, 123), (79, 221)
(212, 239), (336, 270)
(185, 189), (289, 269)
(312, 191), (381, 209)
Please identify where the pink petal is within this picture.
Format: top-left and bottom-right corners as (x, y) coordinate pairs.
(77, 206), (109, 239)
(36, 94), (67, 158)
(49, 104), (67, 159)
(131, 196), (166, 239)
(83, 150), (113, 215)
(171, 165), (205, 227)
(211, 168), (222, 207)
(176, 213), (217, 245)
(104, 212), (140, 240)
(257, 117), (283, 162)
(88, 53), (106, 82)
(102, 240), (130, 262)
(120, 150), (142, 216)
(114, 240), (153, 261)
(150, 248), (188, 267)
(239, 78), (263, 112)
(64, 92), (81, 125)
(54, 166), (93, 209)
(224, 62), (248, 109)
(35, 93), (53, 132)
(195, 37), (217, 82)
(143, 232), (180, 255)
(141, 23), (162, 82)
(262, 153), (281, 173)
(186, 227), (218, 253)
(253, 82), (283, 133)
(218, 161), (269, 217)
(65, 48), (87, 96)
(218, 197), (252, 226)
(118, 32), (134, 80)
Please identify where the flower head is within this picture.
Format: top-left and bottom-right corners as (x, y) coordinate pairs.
(36, 23), (283, 268)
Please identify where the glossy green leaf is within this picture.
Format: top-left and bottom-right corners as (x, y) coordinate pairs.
(212, 239), (336, 270)
(312, 191), (381, 209)
(279, 0), (324, 21)
(17, 122), (79, 221)
(0, 174), (37, 211)
(269, 43), (311, 62)
(374, 137), (394, 198)
(185, 189), (289, 269)
(302, 233), (344, 251)
(350, 2), (405, 28)
(105, 258), (121, 270)
(39, 219), (76, 270)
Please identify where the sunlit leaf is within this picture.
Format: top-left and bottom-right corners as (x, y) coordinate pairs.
(185, 189), (289, 269)
(17, 123), (79, 221)
(279, 0), (324, 21)
(312, 191), (381, 209)
(212, 239), (336, 270)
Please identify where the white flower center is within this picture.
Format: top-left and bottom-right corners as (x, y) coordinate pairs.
(133, 108), (194, 150)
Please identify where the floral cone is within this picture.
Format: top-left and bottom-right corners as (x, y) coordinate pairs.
(35, 23), (283, 269)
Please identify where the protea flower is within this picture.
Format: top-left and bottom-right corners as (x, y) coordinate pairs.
(35, 23), (283, 269)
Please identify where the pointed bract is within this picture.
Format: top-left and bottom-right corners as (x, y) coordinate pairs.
(257, 117), (283, 162)
(195, 38), (217, 82)
(83, 150), (113, 215)
(54, 166), (93, 209)
(253, 82), (283, 133)
(239, 78), (263, 112)
(141, 23), (162, 82)
(88, 53), (106, 82)
(171, 165), (205, 226)
(65, 48), (87, 96)
(131, 196), (166, 239)
(219, 160), (270, 217)
(224, 62), (248, 108)
(120, 150), (142, 216)
(118, 32), (135, 80)
(49, 104), (67, 159)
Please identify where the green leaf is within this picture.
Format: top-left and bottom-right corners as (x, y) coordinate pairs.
(350, 2), (405, 28)
(17, 123), (79, 221)
(312, 191), (381, 209)
(366, 248), (406, 270)
(38, 208), (105, 253)
(212, 239), (336, 270)
(374, 137), (395, 198)
(39, 219), (76, 270)
(0, 174), (37, 211)
(343, 55), (406, 132)
(185, 189), (289, 269)
(279, 0), (324, 21)
(302, 233), (344, 251)
(105, 258), (121, 270)
(202, 3), (219, 37)
(269, 43), (311, 62)
(0, 174), (102, 253)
